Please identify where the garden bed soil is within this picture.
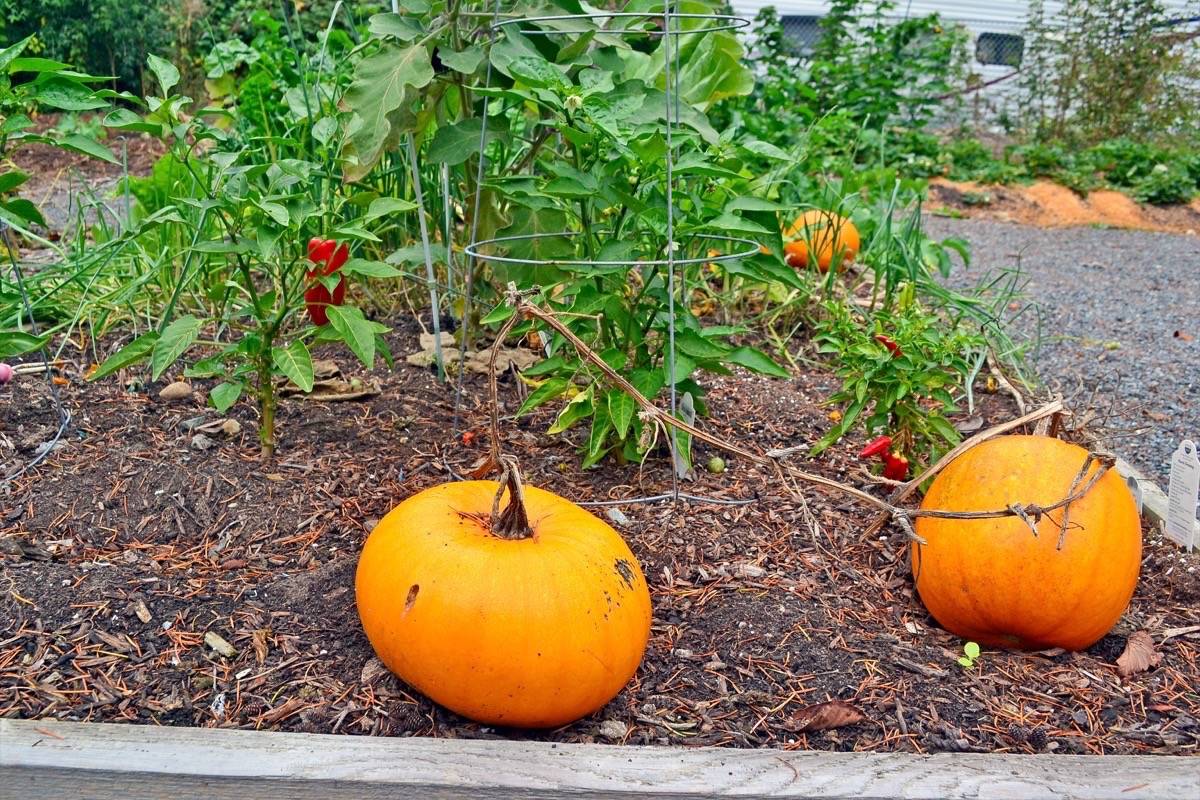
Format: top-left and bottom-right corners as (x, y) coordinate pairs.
(929, 178), (1200, 234)
(2, 325), (1198, 756)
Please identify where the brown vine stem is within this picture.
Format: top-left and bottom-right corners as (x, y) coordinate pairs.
(490, 287), (1100, 544)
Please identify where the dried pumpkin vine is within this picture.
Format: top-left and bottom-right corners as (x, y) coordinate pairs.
(482, 286), (1103, 544)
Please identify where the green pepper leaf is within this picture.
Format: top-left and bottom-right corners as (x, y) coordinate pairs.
(272, 340), (314, 393)
(151, 315), (202, 381)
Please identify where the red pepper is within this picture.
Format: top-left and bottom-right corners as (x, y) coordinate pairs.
(859, 435), (893, 459)
(882, 451), (910, 481)
(875, 334), (902, 358)
(304, 238), (349, 326)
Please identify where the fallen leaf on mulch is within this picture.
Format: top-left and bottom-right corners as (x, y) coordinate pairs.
(1116, 631), (1161, 678)
(280, 377), (381, 401)
(782, 700), (867, 732)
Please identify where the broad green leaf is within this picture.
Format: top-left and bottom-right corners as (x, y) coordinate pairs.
(147, 54), (180, 95)
(330, 224), (380, 242)
(548, 388), (594, 434)
(368, 13), (425, 41)
(103, 107), (162, 135)
(438, 46), (484, 74)
(726, 196), (786, 212)
(1, 198), (46, 228)
(516, 376), (571, 416)
(312, 115), (338, 145)
(726, 346), (789, 378)
(631, 367), (665, 402)
(210, 382), (243, 412)
(365, 196), (418, 222)
(508, 56), (567, 89)
(327, 305), (377, 369)
(272, 341), (314, 392)
(0, 35), (33, 72)
(964, 642), (981, 659)
(258, 201), (289, 226)
(494, 206), (573, 286)
(151, 315), (202, 380)
(89, 331), (159, 380)
(0, 114), (33, 136)
(582, 401), (612, 468)
(544, 175), (597, 198)
(669, 30), (754, 110)
(673, 330), (730, 359)
(741, 139), (791, 161)
(342, 43), (434, 179)
(480, 302), (515, 325)
(0, 330), (48, 359)
(665, 351), (696, 385)
(427, 117), (508, 165)
(9, 57), (71, 73)
(607, 390), (636, 439)
(56, 134), (119, 164)
(927, 414), (962, 446)
(341, 258), (403, 278)
(32, 77), (107, 111)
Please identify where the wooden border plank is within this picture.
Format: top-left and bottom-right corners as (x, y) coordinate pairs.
(2, 719), (1196, 800)
(1116, 458), (1199, 546)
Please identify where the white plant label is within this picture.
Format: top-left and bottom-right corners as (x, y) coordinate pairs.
(1165, 439), (1199, 551)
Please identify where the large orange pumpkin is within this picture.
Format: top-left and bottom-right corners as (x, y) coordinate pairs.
(913, 435), (1141, 651)
(783, 209), (861, 272)
(355, 465), (652, 728)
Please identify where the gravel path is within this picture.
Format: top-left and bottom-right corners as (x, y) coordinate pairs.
(926, 217), (1199, 483)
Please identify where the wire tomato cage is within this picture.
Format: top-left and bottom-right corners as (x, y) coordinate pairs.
(449, 5), (759, 507)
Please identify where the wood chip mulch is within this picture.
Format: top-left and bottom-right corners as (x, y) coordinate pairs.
(2, 325), (1197, 755)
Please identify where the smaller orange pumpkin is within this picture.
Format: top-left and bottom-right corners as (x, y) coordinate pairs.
(913, 436), (1141, 651)
(783, 209), (860, 272)
(355, 459), (652, 728)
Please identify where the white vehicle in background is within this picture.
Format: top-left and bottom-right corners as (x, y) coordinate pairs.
(728, 1), (1199, 120)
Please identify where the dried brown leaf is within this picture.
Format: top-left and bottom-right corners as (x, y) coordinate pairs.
(251, 629), (269, 665)
(1116, 631), (1161, 678)
(783, 700), (867, 733)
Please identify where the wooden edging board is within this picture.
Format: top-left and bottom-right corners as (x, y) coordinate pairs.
(2, 719), (1196, 800)
(1115, 458), (1200, 545)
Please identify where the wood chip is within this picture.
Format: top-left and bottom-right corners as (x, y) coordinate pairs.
(204, 631), (238, 659)
(131, 599), (152, 624)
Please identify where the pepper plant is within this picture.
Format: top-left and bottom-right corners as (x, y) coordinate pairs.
(88, 55), (410, 458)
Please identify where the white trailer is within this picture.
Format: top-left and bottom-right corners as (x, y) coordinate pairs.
(729, 1), (1198, 120)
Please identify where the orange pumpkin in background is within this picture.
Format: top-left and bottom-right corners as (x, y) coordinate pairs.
(913, 435), (1141, 651)
(355, 468), (652, 728)
(783, 209), (861, 272)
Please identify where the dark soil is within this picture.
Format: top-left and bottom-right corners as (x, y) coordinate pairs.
(2, 324), (1197, 755)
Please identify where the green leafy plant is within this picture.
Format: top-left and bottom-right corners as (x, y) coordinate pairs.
(957, 641), (981, 669)
(339, 0), (792, 470)
(0, 36), (120, 360)
(811, 293), (984, 463)
(86, 54), (410, 458)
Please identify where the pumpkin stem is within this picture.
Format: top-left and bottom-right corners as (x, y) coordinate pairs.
(491, 455), (533, 540)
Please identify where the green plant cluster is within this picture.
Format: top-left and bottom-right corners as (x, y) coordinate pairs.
(938, 137), (1200, 205)
(1, 0), (1026, 474)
